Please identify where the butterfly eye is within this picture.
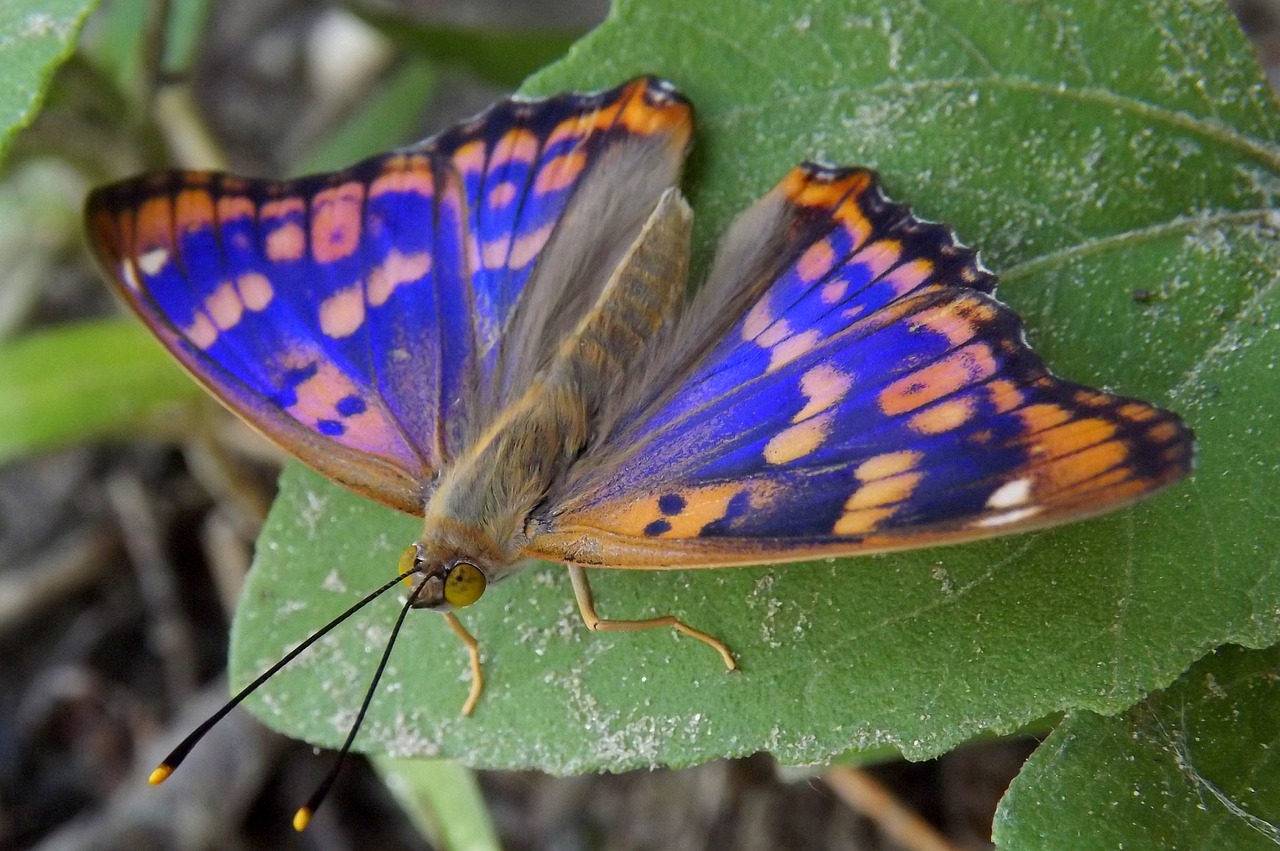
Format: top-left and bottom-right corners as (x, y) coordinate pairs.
(444, 562), (487, 608)
(396, 545), (420, 582)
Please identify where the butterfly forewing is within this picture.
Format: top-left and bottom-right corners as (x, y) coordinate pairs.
(85, 78), (693, 514)
(527, 164), (1194, 567)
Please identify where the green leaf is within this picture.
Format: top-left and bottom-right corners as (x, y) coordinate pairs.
(372, 757), (501, 851)
(230, 0), (1280, 780)
(0, 319), (201, 462)
(994, 644), (1280, 848)
(0, 0), (98, 165)
(357, 10), (581, 88)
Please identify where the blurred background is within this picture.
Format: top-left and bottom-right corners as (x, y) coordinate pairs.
(1, 1), (1277, 849)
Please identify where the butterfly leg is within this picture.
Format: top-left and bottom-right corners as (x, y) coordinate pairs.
(567, 565), (737, 670)
(443, 612), (483, 716)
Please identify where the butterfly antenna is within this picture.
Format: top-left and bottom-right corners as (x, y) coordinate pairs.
(293, 574), (427, 831)
(149, 569), (418, 786)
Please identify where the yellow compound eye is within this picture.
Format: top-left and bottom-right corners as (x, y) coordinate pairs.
(397, 545), (419, 585)
(444, 562), (486, 608)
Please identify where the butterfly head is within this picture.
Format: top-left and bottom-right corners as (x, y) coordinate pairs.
(396, 543), (488, 611)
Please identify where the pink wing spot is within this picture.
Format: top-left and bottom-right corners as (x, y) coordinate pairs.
(508, 222), (556, 269)
(311, 182), (365, 264)
(452, 140), (487, 177)
(368, 250), (432, 306)
(796, 239), (837, 283)
(487, 180), (519, 210)
(481, 237), (510, 271)
(908, 395), (977, 435)
(236, 272), (274, 311)
(767, 329), (821, 373)
(184, 312), (219, 349)
(741, 296), (773, 341)
(794, 364), (854, 422)
(763, 410), (835, 464)
(853, 239), (902, 283)
(534, 151), (587, 195)
(319, 285), (366, 339)
(206, 281), (245, 331)
(985, 379), (1026, 414)
(175, 189), (214, 233)
(756, 318), (791, 348)
(820, 280), (848, 304)
(284, 355), (409, 460)
(882, 258), (933, 297)
(879, 342), (997, 416)
(265, 222), (306, 262)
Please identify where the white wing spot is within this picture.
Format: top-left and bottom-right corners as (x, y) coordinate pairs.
(976, 506), (1041, 528)
(138, 248), (170, 275)
(986, 478), (1032, 509)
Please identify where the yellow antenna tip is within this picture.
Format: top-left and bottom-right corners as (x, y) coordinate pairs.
(149, 765), (174, 785)
(293, 807), (313, 832)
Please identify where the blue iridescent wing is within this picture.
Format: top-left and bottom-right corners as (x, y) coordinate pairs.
(85, 78), (692, 514)
(527, 165), (1195, 566)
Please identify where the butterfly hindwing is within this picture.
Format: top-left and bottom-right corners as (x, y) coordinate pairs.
(85, 78), (693, 513)
(527, 165), (1194, 567)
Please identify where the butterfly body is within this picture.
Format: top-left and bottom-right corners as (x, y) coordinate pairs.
(86, 77), (1194, 710)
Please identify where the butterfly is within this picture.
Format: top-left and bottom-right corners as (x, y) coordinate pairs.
(85, 74), (1193, 754)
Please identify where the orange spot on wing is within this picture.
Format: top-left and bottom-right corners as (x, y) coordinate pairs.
(844, 472), (922, 511)
(261, 197), (304, 219)
(763, 411), (835, 464)
(135, 196), (173, 254)
(1029, 418), (1118, 456)
(855, 450), (923, 481)
(909, 395), (977, 435)
(1018, 403), (1073, 434)
(216, 194), (255, 223)
(985, 379), (1026, 414)
(452, 140), (487, 177)
(311, 182), (364, 264)
(370, 156), (435, 198)
(1035, 440), (1129, 492)
(175, 189), (214, 233)
(534, 151), (587, 195)
(659, 483), (745, 538)
(794, 364), (854, 422)
(879, 343), (997, 416)
(368, 250), (432, 306)
(491, 128), (540, 167)
(318, 285), (366, 338)
(833, 507), (895, 536)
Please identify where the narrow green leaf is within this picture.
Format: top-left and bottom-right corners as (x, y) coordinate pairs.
(0, 0), (98, 164)
(372, 756), (501, 851)
(357, 10), (581, 88)
(995, 644), (1280, 848)
(0, 319), (200, 462)
(291, 56), (438, 177)
(231, 0), (1280, 782)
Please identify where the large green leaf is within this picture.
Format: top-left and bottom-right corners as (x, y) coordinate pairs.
(0, 0), (98, 165)
(230, 0), (1280, 777)
(994, 644), (1280, 848)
